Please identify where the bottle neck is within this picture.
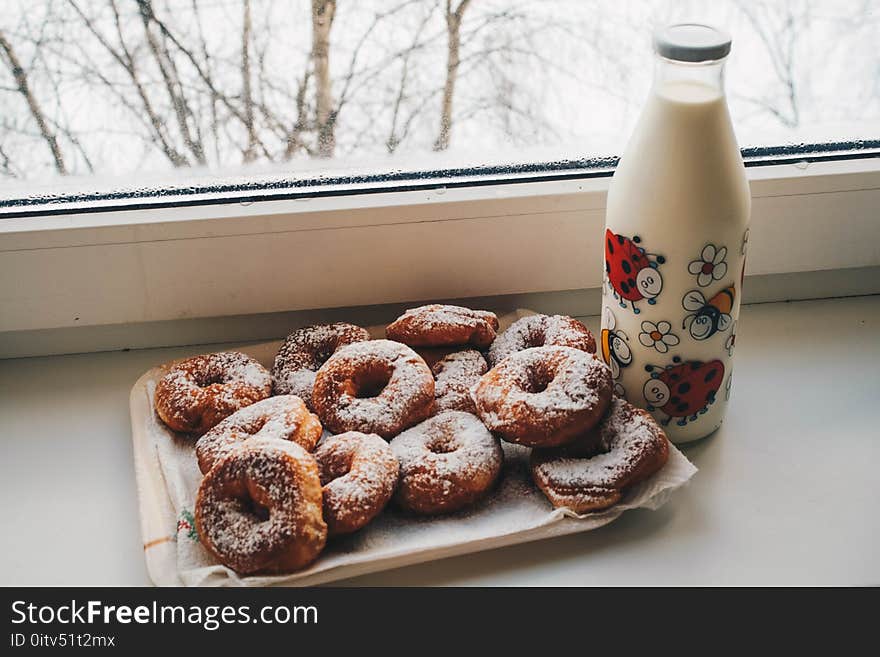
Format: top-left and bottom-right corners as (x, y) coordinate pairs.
(653, 56), (726, 96)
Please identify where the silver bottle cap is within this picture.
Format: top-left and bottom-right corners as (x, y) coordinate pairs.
(653, 23), (732, 63)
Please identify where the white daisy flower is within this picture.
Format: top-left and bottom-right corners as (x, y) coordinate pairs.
(638, 320), (680, 354)
(688, 243), (728, 287)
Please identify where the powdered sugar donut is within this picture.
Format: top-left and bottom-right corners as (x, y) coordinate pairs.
(195, 440), (326, 574)
(488, 314), (597, 366)
(432, 349), (487, 414)
(386, 304), (499, 349)
(390, 411), (503, 515)
(472, 345), (612, 447)
(312, 340), (435, 439)
(155, 351), (272, 435)
(530, 397), (669, 513)
(272, 323), (371, 409)
(195, 395), (322, 474)
(314, 432), (399, 535)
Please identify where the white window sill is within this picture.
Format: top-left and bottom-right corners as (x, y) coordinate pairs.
(1, 157), (878, 358)
(0, 293), (876, 585)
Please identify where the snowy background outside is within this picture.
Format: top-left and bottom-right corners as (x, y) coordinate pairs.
(0, 0), (877, 197)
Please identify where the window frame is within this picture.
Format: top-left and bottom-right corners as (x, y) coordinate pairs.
(1, 140), (877, 219)
(1, 152), (878, 358)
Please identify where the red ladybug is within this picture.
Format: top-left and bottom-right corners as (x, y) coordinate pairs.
(605, 229), (665, 314)
(642, 357), (724, 427)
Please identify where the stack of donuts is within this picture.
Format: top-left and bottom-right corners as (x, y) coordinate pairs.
(153, 305), (669, 575)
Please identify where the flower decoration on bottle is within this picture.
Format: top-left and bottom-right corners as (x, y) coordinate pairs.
(637, 320), (680, 354)
(688, 244), (728, 287)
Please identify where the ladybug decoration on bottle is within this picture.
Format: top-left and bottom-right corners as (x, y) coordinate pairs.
(681, 285), (735, 340)
(604, 229), (666, 314)
(642, 357), (725, 427)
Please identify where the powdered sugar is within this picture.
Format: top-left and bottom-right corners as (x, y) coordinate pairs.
(314, 432), (399, 535)
(312, 339), (434, 438)
(531, 397), (669, 511)
(154, 351), (272, 435)
(390, 411), (503, 513)
(195, 395), (322, 474)
(489, 314), (596, 366)
(195, 439), (325, 574)
(432, 349), (487, 413)
(272, 323), (371, 407)
(472, 346), (612, 445)
(386, 304), (499, 348)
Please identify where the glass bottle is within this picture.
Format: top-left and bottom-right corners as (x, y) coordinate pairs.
(601, 24), (750, 443)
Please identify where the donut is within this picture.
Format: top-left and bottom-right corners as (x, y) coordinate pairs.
(314, 432), (399, 535)
(386, 304), (499, 349)
(154, 351), (272, 435)
(195, 440), (326, 574)
(530, 397), (669, 513)
(312, 340), (435, 439)
(195, 396), (322, 475)
(432, 349), (487, 414)
(390, 411), (503, 515)
(489, 314), (597, 366)
(272, 323), (371, 409)
(472, 345), (612, 448)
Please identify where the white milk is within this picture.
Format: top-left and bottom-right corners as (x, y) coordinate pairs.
(601, 25), (751, 443)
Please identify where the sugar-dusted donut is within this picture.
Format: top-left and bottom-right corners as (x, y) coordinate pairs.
(432, 349), (487, 414)
(472, 345), (612, 448)
(312, 340), (435, 439)
(195, 440), (326, 574)
(195, 395), (322, 474)
(530, 397), (669, 513)
(154, 351), (272, 435)
(390, 411), (503, 515)
(314, 432), (399, 535)
(488, 314), (597, 366)
(272, 323), (371, 409)
(386, 304), (499, 349)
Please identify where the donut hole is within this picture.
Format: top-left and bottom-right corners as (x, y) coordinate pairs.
(238, 495), (271, 522)
(527, 331), (547, 349)
(524, 363), (555, 394)
(313, 343), (336, 367)
(196, 372), (227, 388)
(320, 450), (354, 483)
(428, 436), (460, 454)
(348, 363), (393, 399)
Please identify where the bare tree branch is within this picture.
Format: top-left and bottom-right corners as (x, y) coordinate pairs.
(433, 0), (471, 151)
(135, 0), (206, 164)
(241, 0), (257, 162)
(0, 29), (67, 174)
(311, 0), (337, 158)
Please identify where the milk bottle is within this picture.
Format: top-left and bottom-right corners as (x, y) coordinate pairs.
(601, 24), (751, 443)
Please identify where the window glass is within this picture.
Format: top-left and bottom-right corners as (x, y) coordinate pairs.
(1, 0), (877, 196)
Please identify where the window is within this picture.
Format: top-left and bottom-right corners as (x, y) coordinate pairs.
(1, 0), (878, 213)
